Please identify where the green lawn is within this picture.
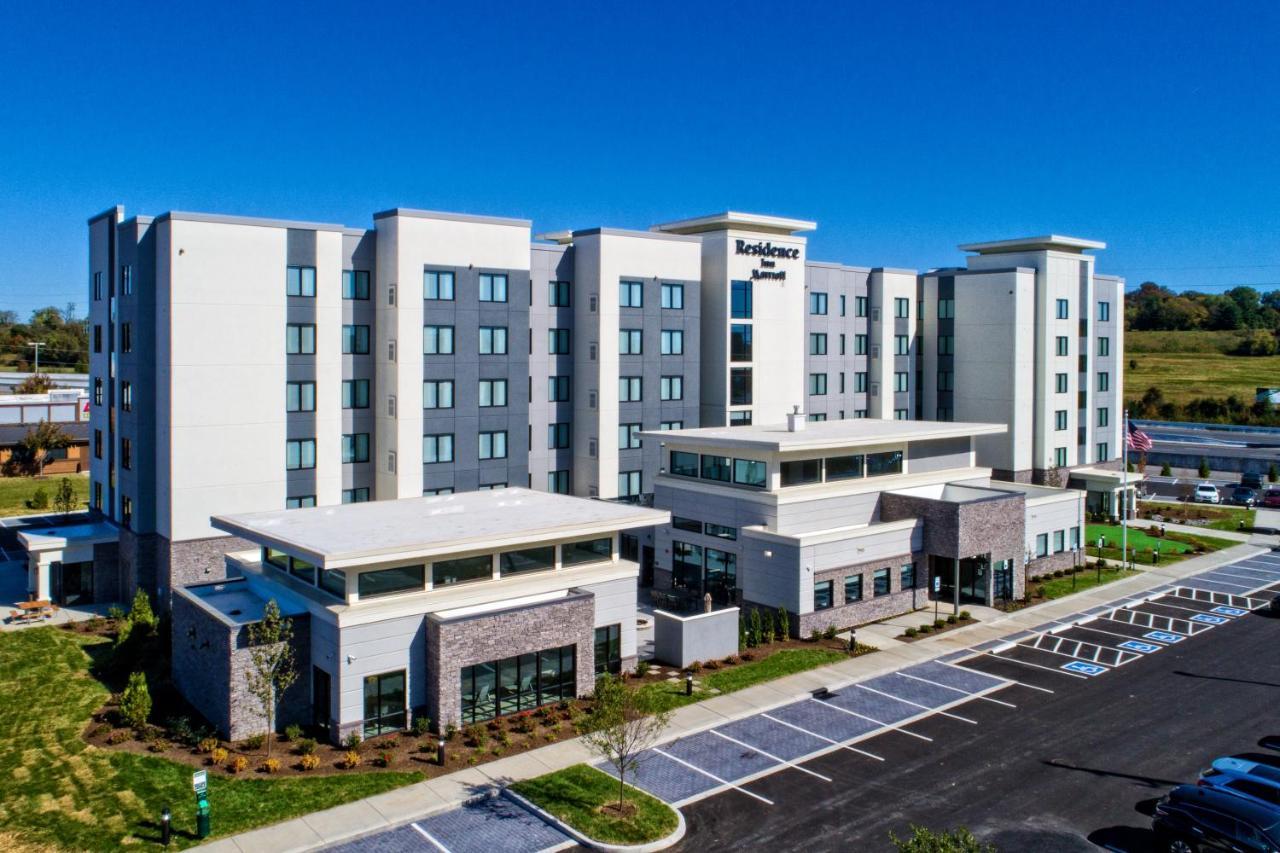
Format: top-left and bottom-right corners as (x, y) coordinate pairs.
(1035, 567), (1142, 600)
(1137, 500), (1256, 532)
(0, 628), (420, 851)
(0, 474), (89, 517)
(1084, 523), (1236, 566)
(633, 647), (851, 713)
(1126, 334), (1280, 407)
(511, 764), (678, 845)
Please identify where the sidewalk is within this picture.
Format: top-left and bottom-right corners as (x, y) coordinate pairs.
(198, 540), (1272, 853)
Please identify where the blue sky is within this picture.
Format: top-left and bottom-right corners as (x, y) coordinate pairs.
(2, 0), (1278, 317)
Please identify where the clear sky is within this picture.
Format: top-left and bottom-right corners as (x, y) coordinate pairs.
(2, 0), (1278, 317)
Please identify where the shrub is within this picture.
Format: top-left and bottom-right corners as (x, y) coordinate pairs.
(809, 628), (822, 642)
(762, 609), (775, 644)
(147, 738), (171, 753)
(497, 730), (512, 747)
(107, 729), (130, 745)
(299, 753), (321, 771)
(777, 605), (790, 640)
(959, 610), (972, 621)
(918, 624), (933, 634)
(127, 588), (158, 633)
(704, 659), (720, 670)
(1270, 462), (1278, 483)
(741, 651), (755, 661)
(28, 487), (49, 509)
(749, 608), (762, 647)
(1096, 558), (1109, 570)
(343, 731), (363, 750)
(904, 627), (918, 638)
(635, 660), (650, 677)
(90, 722), (112, 738)
(1053, 569), (1064, 578)
(374, 751), (394, 768)
(1034, 585), (1045, 598)
(466, 724), (488, 748)
(119, 671), (151, 730)
(295, 737), (317, 756)
(724, 655), (739, 665)
(261, 757), (282, 774)
(283, 723), (304, 742)
(946, 614), (957, 624)
(688, 660), (703, 673)
(823, 624), (838, 640)
(418, 741), (435, 754)
(933, 619), (945, 630)
(106, 605), (126, 622)
(1162, 462), (1173, 477)
(194, 736), (218, 754)
(167, 716), (194, 746)
(228, 755), (249, 774)
(342, 750), (361, 769)
(1198, 457), (1211, 479)
(412, 715), (432, 737)
(445, 723), (458, 741)
(243, 733), (266, 751)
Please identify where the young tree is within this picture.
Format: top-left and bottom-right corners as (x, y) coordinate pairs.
(53, 477), (78, 514)
(1161, 462), (1172, 477)
(1198, 457), (1211, 479)
(581, 674), (672, 813)
(1269, 462), (1278, 483)
(244, 599), (298, 757)
(14, 373), (53, 394)
(18, 419), (72, 477)
(120, 671), (152, 730)
(889, 825), (994, 853)
(776, 605), (790, 641)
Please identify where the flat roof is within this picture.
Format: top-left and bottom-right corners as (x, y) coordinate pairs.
(958, 235), (1106, 254)
(652, 211), (817, 237)
(640, 418), (1005, 453)
(18, 520), (118, 553)
(371, 207), (532, 228)
(212, 487), (669, 569)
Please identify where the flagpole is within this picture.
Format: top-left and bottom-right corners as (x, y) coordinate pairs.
(1122, 409), (1129, 571)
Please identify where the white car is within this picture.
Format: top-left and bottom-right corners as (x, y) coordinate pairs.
(1194, 483), (1221, 504)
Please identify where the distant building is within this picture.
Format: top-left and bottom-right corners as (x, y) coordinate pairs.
(0, 388), (90, 475)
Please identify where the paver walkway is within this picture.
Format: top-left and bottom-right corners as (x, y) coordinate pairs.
(196, 538), (1275, 853)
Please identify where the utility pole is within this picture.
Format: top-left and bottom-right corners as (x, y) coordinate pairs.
(27, 341), (45, 374)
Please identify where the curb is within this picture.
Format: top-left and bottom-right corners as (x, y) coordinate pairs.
(503, 785), (687, 852)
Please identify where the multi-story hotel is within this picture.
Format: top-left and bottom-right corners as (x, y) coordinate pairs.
(82, 204), (1124, 609)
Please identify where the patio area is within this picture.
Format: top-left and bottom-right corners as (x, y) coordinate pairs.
(0, 558), (114, 630)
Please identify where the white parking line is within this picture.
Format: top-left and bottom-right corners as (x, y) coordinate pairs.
(951, 657), (1057, 693)
(709, 729), (833, 782)
(759, 712), (885, 761)
(1105, 607), (1196, 632)
(411, 822), (451, 853)
(1072, 623), (1173, 646)
(897, 671), (1017, 709)
(808, 697), (934, 742)
(1026, 634), (1125, 667)
(853, 684), (980, 725)
(1145, 599), (1232, 622)
(652, 746), (774, 805)
(981, 650), (1089, 679)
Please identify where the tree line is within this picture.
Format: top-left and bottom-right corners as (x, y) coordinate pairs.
(0, 304), (89, 372)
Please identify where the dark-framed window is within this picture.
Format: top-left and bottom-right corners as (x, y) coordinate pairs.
(900, 562), (916, 589)
(343, 379), (370, 409)
(461, 645), (575, 724)
(341, 433), (370, 463)
(701, 454), (732, 482)
(286, 381), (316, 412)
(730, 367), (752, 405)
(432, 555), (491, 587)
(814, 580), (834, 610)
(342, 487), (370, 504)
(731, 280), (753, 318)
(672, 516), (702, 534)
(661, 283), (684, 309)
(731, 324), (753, 362)
(826, 454), (864, 481)
(500, 546), (554, 576)
(479, 272), (508, 302)
(866, 451), (903, 477)
(425, 269), (455, 300)
(670, 451), (699, 478)
(286, 265), (316, 297)
(549, 280), (571, 306)
(873, 568), (891, 597)
(844, 574), (863, 603)
(781, 459), (821, 486)
(358, 564), (425, 597)
(562, 537), (612, 567)
(595, 625), (622, 675)
(733, 458), (766, 488)
(343, 324), (370, 354)
(672, 541), (703, 591)
(363, 671), (406, 737)
(343, 269), (371, 300)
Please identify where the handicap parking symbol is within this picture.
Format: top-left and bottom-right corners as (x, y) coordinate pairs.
(1144, 631), (1184, 644)
(1211, 606), (1246, 617)
(1062, 660), (1108, 676)
(1190, 613), (1228, 625)
(1118, 640), (1162, 654)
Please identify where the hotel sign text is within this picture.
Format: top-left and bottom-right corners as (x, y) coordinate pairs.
(735, 239), (799, 281)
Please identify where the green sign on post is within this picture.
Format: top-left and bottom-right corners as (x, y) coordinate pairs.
(193, 770), (210, 839)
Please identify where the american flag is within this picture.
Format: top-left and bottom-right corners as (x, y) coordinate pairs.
(1127, 421), (1153, 452)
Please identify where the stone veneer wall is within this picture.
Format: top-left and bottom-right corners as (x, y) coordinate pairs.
(991, 468), (1034, 485)
(786, 551), (924, 638)
(426, 592), (596, 731)
(162, 535), (256, 606)
(117, 527), (162, 605)
(226, 614), (311, 741)
(1028, 550), (1080, 577)
(92, 541), (122, 604)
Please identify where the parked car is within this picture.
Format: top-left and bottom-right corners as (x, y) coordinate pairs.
(1264, 489), (1280, 509)
(1231, 486), (1260, 507)
(1152, 784), (1280, 852)
(1243, 472), (1264, 490)
(1195, 483), (1222, 504)
(1199, 756), (1280, 809)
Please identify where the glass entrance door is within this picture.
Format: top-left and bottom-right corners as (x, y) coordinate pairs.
(928, 555), (989, 606)
(57, 561), (94, 606)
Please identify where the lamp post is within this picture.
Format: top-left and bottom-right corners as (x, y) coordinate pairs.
(161, 806), (171, 847)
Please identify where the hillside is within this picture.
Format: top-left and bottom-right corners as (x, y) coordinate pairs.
(1125, 330), (1280, 422)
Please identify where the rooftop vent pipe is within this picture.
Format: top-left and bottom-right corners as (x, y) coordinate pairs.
(787, 405), (805, 432)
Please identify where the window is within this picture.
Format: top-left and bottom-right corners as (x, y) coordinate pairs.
(561, 536), (612, 567)
(867, 450), (903, 476)
(670, 451), (699, 478)
(781, 459), (821, 486)
(855, 334), (868, 356)
(1056, 298), (1069, 319)
(422, 325), (454, 355)
(729, 410), (753, 426)
(706, 522), (737, 540)
(340, 433), (369, 464)
(826, 454), (864, 480)
(93, 271), (102, 301)
(1054, 446), (1068, 467)
(619, 279), (643, 307)
(343, 379), (370, 409)
(387, 284), (397, 306)
(895, 335), (910, 356)
(895, 408), (908, 420)
(894, 297), (909, 318)
(619, 329), (642, 355)
(660, 420), (683, 430)
(548, 422), (571, 449)
(93, 325), (101, 353)
(855, 295), (868, 317)
(845, 574), (863, 603)
(1070, 526), (1081, 549)
(733, 458), (766, 488)
(549, 375), (571, 402)
(121, 438), (131, 470)
(901, 562), (916, 589)
(424, 270), (455, 300)
(121, 264), (133, 295)
(731, 324), (753, 362)
(1053, 529), (1066, 553)
(660, 330), (684, 355)
(730, 368), (752, 405)
(495, 545), (554, 578)
(839, 334), (846, 355)
(286, 265), (316, 297)
(814, 580), (834, 610)
(839, 295), (846, 316)
(661, 282), (684, 309)
(1098, 336), (1110, 357)
(93, 429), (102, 459)
(121, 496), (132, 528)
(810, 333), (827, 355)
(854, 372), (868, 393)
(731, 280), (753, 318)
(431, 554), (491, 587)
(1035, 533), (1049, 557)
(808, 413), (827, 422)
(1096, 442), (1110, 462)
(894, 372), (909, 393)
(387, 450), (396, 472)
(1056, 373), (1069, 393)
(544, 279), (571, 307)
(1098, 301), (1110, 322)
(478, 379), (508, 407)
(1055, 410), (1068, 430)
(286, 381), (316, 412)
(938, 298), (955, 319)
(286, 439), (316, 470)
(595, 625), (622, 675)
(617, 470), (642, 498)
(937, 335), (954, 356)
(343, 269), (371, 300)
(478, 430), (508, 460)
(120, 323), (131, 353)
(701, 454), (731, 482)
(479, 273), (508, 302)
(342, 487), (370, 504)
(618, 422), (642, 450)
(461, 645), (576, 723)
(809, 373), (827, 395)
(423, 379), (454, 409)
(286, 324), (316, 354)
(618, 376), (642, 402)
(547, 470), (570, 493)
(343, 324), (370, 354)
(423, 433), (454, 463)
(548, 328), (571, 354)
(1097, 371), (1110, 392)
(285, 496), (316, 509)
(479, 326), (508, 355)
(1056, 336), (1069, 357)
(809, 292), (828, 315)
(387, 339), (397, 361)
(867, 567), (888, 596)
(660, 375), (683, 401)
(358, 563), (425, 600)
(937, 371), (953, 392)
(121, 382), (133, 412)
(1098, 407), (1109, 428)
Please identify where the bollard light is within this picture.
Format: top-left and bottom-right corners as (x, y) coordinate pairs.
(685, 674), (693, 696)
(161, 805), (171, 847)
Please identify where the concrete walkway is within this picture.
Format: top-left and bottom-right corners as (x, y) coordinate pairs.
(197, 539), (1274, 853)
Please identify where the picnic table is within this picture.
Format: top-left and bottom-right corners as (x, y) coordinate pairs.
(9, 600), (54, 624)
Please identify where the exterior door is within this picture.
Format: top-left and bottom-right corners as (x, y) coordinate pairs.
(312, 667), (331, 731)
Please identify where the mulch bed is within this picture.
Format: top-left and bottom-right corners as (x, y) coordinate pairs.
(896, 614), (978, 642)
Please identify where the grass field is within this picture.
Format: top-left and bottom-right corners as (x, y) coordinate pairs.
(1084, 523), (1236, 565)
(512, 764), (678, 845)
(1137, 500), (1255, 532)
(1126, 331), (1280, 407)
(0, 628), (420, 851)
(0, 474), (89, 517)
(633, 647), (851, 713)
(1035, 567), (1142, 600)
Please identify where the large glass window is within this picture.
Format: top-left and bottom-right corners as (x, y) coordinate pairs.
(424, 380), (454, 409)
(479, 430), (508, 459)
(500, 546), (554, 576)
(733, 458), (766, 488)
(705, 548), (737, 602)
(901, 562), (916, 590)
(809, 373), (827, 395)
(548, 422), (571, 449)
(479, 326), (508, 355)
(730, 367), (752, 405)
(479, 273), (508, 302)
(731, 280), (753, 318)
(461, 645), (575, 724)
(424, 270), (455, 300)
(660, 330), (684, 355)
(286, 265), (316, 297)
(549, 280), (570, 307)
(619, 279), (643, 307)
(343, 324), (370, 354)
(701, 454), (732, 482)
(363, 671), (406, 737)
(424, 325), (455, 354)
(562, 537), (612, 567)
(661, 283), (684, 309)
(432, 555), (492, 587)
(478, 379), (508, 407)
(320, 568), (346, 598)
(672, 541), (703, 591)
(618, 422), (642, 450)
(619, 329), (643, 355)
(343, 379), (370, 409)
(595, 625), (622, 676)
(660, 375), (683, 400)
(781, 459), (822, 486)
(343, 270), (371, 300)
(341, 433), (370, 463)
(358, 564), (425, 598)
(549, 375), (571, 402)
(286, 439), (316, 470)
(814, 580), (834, 610)
(618, 376), (642, 402)
(289, 556), (316, 585)
(866, 451), (903, 477)
(424, 433), (455, 463)
(548, 328), (571, 354)
(706, 522), (737, 540)
(286, 324), (316, 354)
(670, 450), (699, 478)
(286, 381), (316, 412)
(810, 292), (828, 315)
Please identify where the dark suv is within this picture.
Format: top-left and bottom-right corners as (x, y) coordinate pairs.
(1152, 784), (1280, 851)
(1243, 472), (1264, 491)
